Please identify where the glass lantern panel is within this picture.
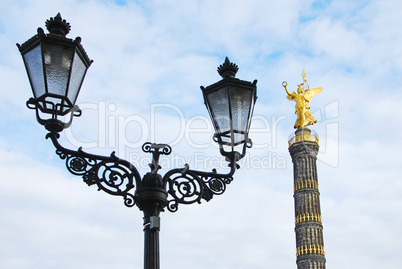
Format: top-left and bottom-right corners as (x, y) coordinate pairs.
(229, 86), (253, 145)
(205, 86), (230, 136)
(42, 42), (74, 97)
(67, 51), (87, 105)
(23, 45), (45, 99)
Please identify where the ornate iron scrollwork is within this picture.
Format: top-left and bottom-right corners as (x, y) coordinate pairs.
(162, 163), (236, 212)
(142, 142), (172, 174)
(46, 131), (141, 207)
(46, 132), (238, 212)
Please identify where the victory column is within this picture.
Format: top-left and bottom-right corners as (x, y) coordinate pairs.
(284, 71), (326, 269)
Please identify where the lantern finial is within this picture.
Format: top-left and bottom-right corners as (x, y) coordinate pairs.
(217, 57), (239, 78)
(45, 13), (71, 36)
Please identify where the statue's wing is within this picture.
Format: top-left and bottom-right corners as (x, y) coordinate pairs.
(304, 87), (323, 102)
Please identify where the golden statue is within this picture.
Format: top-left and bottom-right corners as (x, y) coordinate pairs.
(283, 70), (323, 129)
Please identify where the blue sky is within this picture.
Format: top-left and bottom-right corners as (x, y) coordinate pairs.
(1, 0), (401, 268)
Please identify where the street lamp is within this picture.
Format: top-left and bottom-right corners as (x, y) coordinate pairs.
(17, 14), (257, 269)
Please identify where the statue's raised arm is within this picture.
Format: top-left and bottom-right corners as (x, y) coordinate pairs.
(283, 81), (296, 101)
(283, 81), (290, 95)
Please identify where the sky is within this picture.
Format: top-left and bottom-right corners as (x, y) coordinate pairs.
(0, 0), (401, 268)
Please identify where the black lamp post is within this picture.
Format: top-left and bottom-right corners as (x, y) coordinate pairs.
(17, 14), (257, 269)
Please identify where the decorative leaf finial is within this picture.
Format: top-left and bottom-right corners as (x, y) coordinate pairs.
(45, 13), (71, 36)
(217, 57), (239, 78)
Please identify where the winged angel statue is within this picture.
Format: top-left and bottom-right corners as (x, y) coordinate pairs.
(283, 70), (323, 129)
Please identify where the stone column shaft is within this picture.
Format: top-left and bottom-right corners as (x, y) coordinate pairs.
(289, 128), (326, 269)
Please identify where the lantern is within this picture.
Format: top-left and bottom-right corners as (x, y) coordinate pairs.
(201, 57), (257, 161)
(17, 13), (93, 132)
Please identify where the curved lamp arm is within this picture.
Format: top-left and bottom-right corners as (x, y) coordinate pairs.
(46, 131), (141, 207)
(162, 160), (238, 212)
(46, 132), (240, 212)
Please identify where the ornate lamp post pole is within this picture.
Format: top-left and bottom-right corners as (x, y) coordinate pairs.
(17, 14), (257, 269)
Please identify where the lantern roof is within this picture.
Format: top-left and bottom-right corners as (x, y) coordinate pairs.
(17, 13), (92, 68)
